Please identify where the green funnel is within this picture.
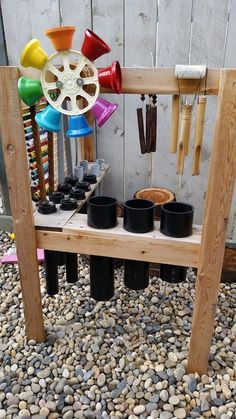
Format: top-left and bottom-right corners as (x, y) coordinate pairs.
(18, 76), (44, 106)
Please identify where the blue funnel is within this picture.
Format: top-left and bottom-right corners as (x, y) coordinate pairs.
(35, 105), (62, 132)
(66, 115), (93, 138)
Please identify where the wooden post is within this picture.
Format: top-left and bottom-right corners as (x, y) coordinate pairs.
(188, 69), (236, 374)
(0, 67), (45, 341)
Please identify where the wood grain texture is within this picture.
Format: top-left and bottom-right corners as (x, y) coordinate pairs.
(35, 213), (201, 267)
(188, 69), (236, 374)
(92, 0), (124, 203)
(0, 67), (45, 341)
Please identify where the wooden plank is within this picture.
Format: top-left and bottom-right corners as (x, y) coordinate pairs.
(152, 0), (193, 199)
(124, 0), (158, 200)
(34, 163), (110, 229)
(92, 0), (124, 203)
(1, 0), (60, 65)
(35, 213), (201, 267)
(0, 67), (44, 341)
(188, 69), (236, 374)
(181, 0), (230, 225)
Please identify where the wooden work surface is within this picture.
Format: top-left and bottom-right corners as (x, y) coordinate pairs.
(34, 164), (110, 230)
(35, 214), (202, 267)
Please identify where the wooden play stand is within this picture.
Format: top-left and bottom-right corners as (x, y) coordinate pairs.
(0, 67), (235, 375)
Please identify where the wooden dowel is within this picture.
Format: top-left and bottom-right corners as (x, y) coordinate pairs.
(146, 104), (151, 153)
(181, 103), (192, 156)
(192, 96), (207, 175)
(170, 95), (180, 153)
(47, 132), (54, 193)
(137, 108), (146, 154)
(29, 106), (46, 201)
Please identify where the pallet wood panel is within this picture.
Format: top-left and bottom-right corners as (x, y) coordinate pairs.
(0, 67), (44, 341)
(35, 213), (201, 267)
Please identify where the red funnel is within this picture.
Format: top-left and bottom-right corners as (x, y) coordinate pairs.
(81, 29), (111, 61)
(98, 61), (122, 94)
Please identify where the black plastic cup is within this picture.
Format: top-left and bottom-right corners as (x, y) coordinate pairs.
(44, 250), (59, 295)
(38, 200), (57, 214)
(57, 182), (72, 194)
(90, 256), (114, 301)
(124, 259), (149, 290)
(49, 191), (64, 204)
(83, 174), (97, 184)
(160, 201), (194, 283)
(160, 202), (194, 238)
(88, 196), (117, 229)
(60, 197), (78, 211)
(65, 174), (78, 187)
(77, 181), (91, 192)
(70, 188), (86, 200)
(65, 253), (78, 283)
(124, 199), (155, 233)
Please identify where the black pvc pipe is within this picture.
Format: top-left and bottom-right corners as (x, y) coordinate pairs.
(124, 199), (155, 233)
(88, 196), (117, 229)
(44, 250), (59, 296)
(160, 202), (194, 283)
(65, 253), (78, 283)
(57, 252), (66, 266)
(90, 256), (114, 301)
(124, 259), (149, 290)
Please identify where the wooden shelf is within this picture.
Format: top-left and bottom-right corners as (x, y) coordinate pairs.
(34, 164), (110, 230)
(35, 213), (202, 267)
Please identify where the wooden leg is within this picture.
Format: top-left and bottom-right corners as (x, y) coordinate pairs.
(0, 67), (45, 341)
(188, 69), (236, 374)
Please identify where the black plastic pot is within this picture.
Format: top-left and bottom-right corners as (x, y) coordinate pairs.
(70, 188), (86, 200)
(160, 202), (194, 238)
(60, 197), (78, 211)
(65, 253), (78, 283)
(160, 201), (194, 283)
(88, 196), (117, 229)
(57, 182), (72, 194)
(77, 181), (91, 192)
(49, 191), (64, 204)
(83, 174), (97, 184)
(38, 200), (57, 214)
(90, 256), (114, 301)
(124, 199), (155, 233)
(124, 259), (149, 290)
(44, 250), (59, 295)
(65, 174), (78, 187)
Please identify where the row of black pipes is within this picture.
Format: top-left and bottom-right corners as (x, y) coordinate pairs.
(44, 197), (194, 300)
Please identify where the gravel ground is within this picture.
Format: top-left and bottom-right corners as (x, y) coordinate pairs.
(0, 231), (235, 419)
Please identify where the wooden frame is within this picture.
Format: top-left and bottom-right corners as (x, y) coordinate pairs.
(0, 66), (235, 374)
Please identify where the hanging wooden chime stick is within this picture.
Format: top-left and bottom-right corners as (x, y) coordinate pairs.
(137, 94), (146, 154)
(177, 103), (192, 174)
(146, 94), (152, 153)
(192, 95), (207, 175)
(150, 94), (157, 152)
(170, 94), (180, 153)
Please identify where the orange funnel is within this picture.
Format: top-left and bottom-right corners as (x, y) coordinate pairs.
(45, 26), (76, 51)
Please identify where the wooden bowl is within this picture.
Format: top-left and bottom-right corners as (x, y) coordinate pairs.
(134, 187), (175, 220)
